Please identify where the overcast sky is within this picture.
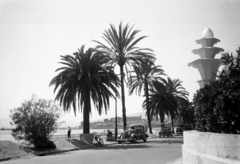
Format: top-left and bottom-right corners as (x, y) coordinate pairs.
(0, 0), (240, 124)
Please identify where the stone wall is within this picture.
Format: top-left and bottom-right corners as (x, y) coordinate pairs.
(80, 133), (94, 144)
(182, 131), (240, 164)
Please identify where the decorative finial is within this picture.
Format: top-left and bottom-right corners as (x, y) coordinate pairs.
(202, 28), (214, 38)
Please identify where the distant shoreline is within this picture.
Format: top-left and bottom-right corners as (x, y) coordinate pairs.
(0, 128), (15, 130)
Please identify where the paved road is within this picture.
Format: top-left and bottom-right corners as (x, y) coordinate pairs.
(3, 136), (183, 164)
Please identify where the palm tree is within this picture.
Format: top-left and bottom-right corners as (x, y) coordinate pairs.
(147, 78), (189, 132)
(93, 22), (155, 129)
(163, 78), (189, 133)
(145, 81), (177, 126)
(128, 59), (165, 134)
(49, 45), (120, 133)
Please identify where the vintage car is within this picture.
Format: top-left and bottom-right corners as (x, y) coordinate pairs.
(159, 127), (172, 137)
(117, 124), (147, 144)
(176, 126), (183, 135)
(176, 124), (193, 135)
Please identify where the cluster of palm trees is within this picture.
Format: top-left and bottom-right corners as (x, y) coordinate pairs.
(50, 22), (189, 134)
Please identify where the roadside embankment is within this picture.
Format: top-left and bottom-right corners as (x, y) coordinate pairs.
(0, 138), (96, 162)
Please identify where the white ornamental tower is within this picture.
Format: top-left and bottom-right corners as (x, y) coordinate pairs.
(188, 28), (224, 88)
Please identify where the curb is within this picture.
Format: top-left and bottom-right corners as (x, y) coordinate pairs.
(31, 148), (80, 156)
(0, 156), (20, 162)
(171, 158), (182, 164)
(27, 142), (116, 156)
(0, 148), (81, 162)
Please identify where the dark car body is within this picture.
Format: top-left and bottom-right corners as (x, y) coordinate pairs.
(176, 127), (183, 135)
(117, 124), (147, 144)
(159, 127), (172, 137)
(176, 124), (193, 135)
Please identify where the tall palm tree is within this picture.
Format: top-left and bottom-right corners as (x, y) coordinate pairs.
(49, 45), (120, 133)
(93, 22), (155, 129)
(128, 60), (165, 134)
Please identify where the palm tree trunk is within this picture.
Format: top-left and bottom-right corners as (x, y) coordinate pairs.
(120, 65), (127, 130)
(160, 110), (165, 127)
(171, 117), (175, 134)
(145, 81), (152, 134)
(83, 89), (90, 134)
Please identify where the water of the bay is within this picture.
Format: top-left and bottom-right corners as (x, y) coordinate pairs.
(0, 129), (118, 142)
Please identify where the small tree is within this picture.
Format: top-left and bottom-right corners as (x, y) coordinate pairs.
(176, 101), (195, 126)
(10, 95), (62, 148)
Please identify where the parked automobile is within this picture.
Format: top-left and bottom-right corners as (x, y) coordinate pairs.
(159, 127), (172, 137)
(176, 126), (183, 135)
(176, 124), (193, 135)
(117, 124), (147, 144)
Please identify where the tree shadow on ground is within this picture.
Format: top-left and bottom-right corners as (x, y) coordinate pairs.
(44, 142), (150, 157)
(147, 139), (183, 144)
(66, 139), (94, 148)
(91, 143), (150, 150)
(35, 138), (183, 157)
(65, 139), (149, 150)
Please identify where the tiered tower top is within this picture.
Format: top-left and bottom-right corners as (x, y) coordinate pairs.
(195, 28), (221, 48)
(188, 28), (224, 88)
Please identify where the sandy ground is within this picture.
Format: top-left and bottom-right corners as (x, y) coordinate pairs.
(0, 141), (33, 160)
(0, 138), (95, 161)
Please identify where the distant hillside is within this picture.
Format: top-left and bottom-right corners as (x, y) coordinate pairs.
(91, 112), (147, 122)
(129, 112), (147, 119)
(60, 112), (147, 128)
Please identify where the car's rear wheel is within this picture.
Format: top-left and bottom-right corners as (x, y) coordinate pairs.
(118, 141), (122, 144)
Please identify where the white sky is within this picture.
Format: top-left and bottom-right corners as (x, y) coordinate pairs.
(0, 0), (240, 124)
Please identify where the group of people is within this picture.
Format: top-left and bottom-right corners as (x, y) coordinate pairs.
(95, 130), (113, 143)
(67, 127), (113, 143)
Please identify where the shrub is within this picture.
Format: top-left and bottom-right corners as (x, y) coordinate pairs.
(177, 101), (195, 126)
(193, 47), (240, 134)
(194, 82), (220, 132)
(10, 95), (62, 148)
